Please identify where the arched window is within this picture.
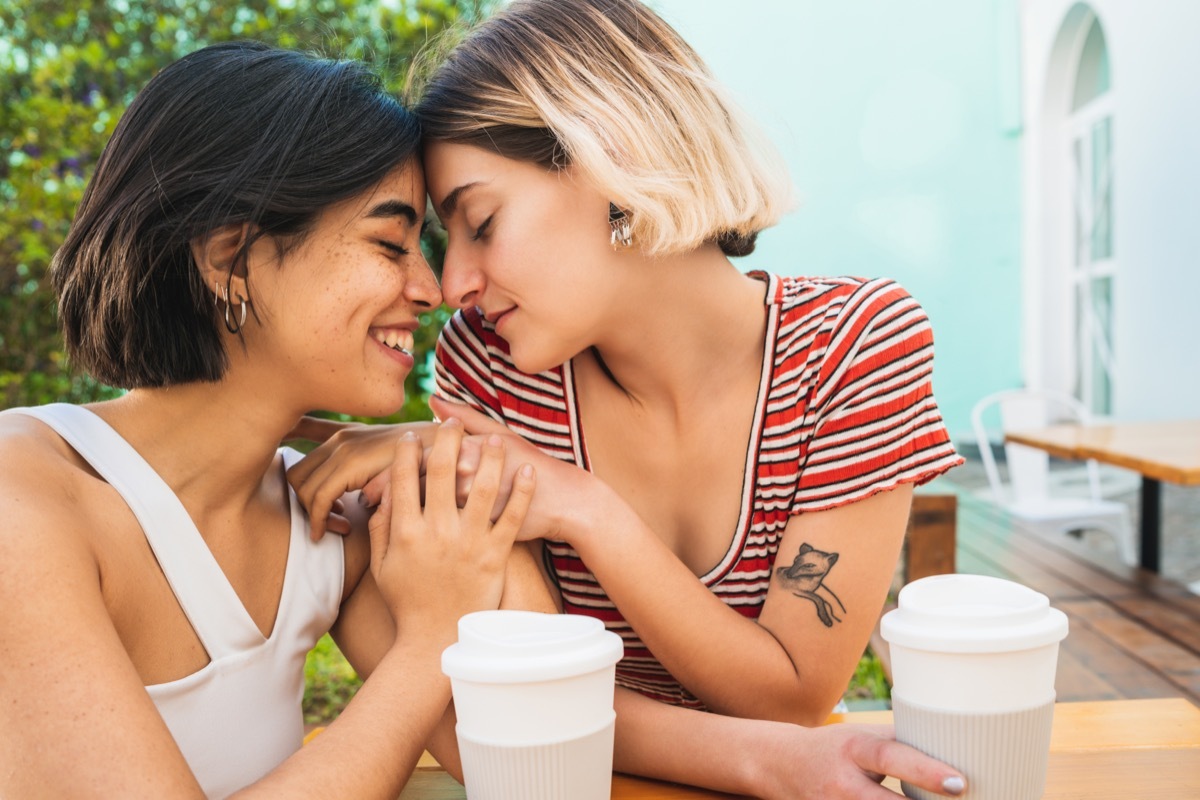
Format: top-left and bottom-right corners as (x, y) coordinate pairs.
(1067, 13), (1114, 415)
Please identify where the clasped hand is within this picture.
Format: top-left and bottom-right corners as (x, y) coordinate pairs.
(293, 417), (536, 632)
(286, 397), (592, 545)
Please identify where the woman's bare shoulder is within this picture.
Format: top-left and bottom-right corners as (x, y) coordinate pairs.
(0, 410), (105, 552)
(0, 408), (95, 477)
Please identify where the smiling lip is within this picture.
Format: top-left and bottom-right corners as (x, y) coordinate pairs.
(485, 306), (517, 331)
(369, 324), (418, 370)
(373, 336), (416, 370)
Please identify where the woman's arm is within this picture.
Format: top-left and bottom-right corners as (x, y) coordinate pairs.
(0, 444), (206, 797)
(244, 423), (534, 797)
(432, 397), (909, 724)
(576, 483), (910, 724)
(611, 687), (964, 799)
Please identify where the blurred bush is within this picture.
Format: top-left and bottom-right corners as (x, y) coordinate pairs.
(303, 634), (363, 725)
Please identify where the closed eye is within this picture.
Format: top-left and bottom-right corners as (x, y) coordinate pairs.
(471, 215), (494, 242)
(378, 240), (410, 257)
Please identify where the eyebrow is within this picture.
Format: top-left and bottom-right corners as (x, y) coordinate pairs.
(440, 182), (481, 218)
(365, 199), (419, 225)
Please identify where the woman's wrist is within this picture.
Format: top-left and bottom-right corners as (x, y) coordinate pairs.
(552, 476), (639, 555)
(391, 609), (464, 659)
(722, 715), (795, 797)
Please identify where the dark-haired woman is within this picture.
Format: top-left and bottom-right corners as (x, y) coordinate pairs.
(0, 41), (538, 798)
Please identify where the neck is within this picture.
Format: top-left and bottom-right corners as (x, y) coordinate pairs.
(92, 378), (300, 514)
(584, 246), (769, 415)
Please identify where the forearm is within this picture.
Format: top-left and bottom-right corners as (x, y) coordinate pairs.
(426, 704), (463, 783)
(613, 689), (966, 800)
(500, 541), (560, 613)
(566, 501), (836, 723)
(233, 640), (451, 798)
(612, 688), (778, 795)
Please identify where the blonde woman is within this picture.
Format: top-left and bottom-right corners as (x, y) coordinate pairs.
(290, 0), (966, 795)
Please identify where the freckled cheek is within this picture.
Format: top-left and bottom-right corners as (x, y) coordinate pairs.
(293, 245), (372, 341)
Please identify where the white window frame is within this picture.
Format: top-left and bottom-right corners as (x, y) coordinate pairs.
(1062, 11), (1116, 417)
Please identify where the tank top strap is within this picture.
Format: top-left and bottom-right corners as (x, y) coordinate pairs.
(9, 404), (262, 659)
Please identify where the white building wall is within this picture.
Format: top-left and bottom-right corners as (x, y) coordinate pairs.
(652, 0), (1024, 439)
(1020, 0), (1200, 420)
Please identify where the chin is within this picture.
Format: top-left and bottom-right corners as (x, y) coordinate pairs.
(334, 395), (408, 420)
(508, 346), (562, 376)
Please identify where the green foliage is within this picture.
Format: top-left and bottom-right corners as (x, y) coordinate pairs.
(302, 634), (362, 725)
(844, 648), (892, 702)
(0, 0), (487, 413)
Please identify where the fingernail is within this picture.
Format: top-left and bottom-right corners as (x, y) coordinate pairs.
(443, 416), (462, 428)
(519, 463), (534, 478)
(487, 434), (503, 447)
(358, 492), (369, 506)
(942, 776), (965, 796)
(401, 431), (419, 441)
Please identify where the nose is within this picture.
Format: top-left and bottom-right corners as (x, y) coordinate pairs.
(439, 242), (484, 310)
(405, 253), (443, 310)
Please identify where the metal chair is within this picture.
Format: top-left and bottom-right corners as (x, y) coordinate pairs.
(971, 388), (1137, 565)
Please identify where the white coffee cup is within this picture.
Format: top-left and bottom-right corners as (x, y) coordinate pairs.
(880, 574), (1068, 800)
(442, 610), (624, 800)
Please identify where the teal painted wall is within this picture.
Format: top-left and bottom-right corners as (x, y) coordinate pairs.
(650, 0), (1023, 440)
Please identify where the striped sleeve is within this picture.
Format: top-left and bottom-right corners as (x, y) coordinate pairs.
(433, 308), (505, 422)
(792, 279), (961, 512)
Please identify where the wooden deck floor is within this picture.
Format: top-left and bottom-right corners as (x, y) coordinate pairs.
(909, 487), (1200, 705)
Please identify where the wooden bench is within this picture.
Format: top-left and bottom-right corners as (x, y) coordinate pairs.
(900, 493), (958, 583)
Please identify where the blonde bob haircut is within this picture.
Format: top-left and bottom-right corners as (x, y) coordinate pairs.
(413, 0), (794, 257)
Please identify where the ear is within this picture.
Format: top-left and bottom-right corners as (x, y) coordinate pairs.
(191, 223), (254, 301)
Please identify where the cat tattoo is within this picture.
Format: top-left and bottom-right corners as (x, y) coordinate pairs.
(775, 543), (847, 627)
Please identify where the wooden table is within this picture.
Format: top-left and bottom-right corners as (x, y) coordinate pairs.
(398, 698), (1200, 798)
(1005, 419), (1200, 572)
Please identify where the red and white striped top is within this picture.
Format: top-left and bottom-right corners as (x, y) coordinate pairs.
(434, 272), (962, 709)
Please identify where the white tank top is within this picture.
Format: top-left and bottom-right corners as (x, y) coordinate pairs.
(9, 404), (345, 799)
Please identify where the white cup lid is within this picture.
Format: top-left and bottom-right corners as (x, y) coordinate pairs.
(442, 610), (624, 683)
(880, 574), (1068, 653)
